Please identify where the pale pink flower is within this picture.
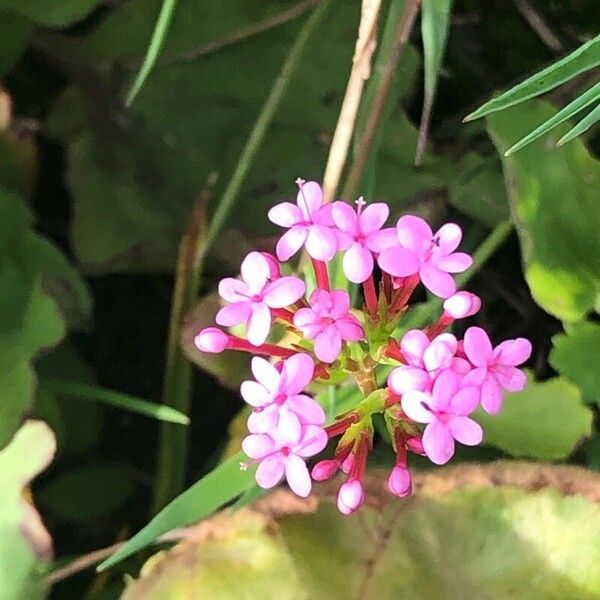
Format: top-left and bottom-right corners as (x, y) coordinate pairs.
(293, 289), (364, 363)
(331, 198), (397, 283)
(268, 179), (337, 262)
(462, 326), (532, 414)
(401, 369), (482, 465)
(242, 425), (327, 497)
(378, 215), (473, 298)
(337, 480), (364, 514)
(241, 354), (325, 440)
(216, 252), (305, 346)
(387, 329), (458, 395)
(388, 465), (412, 497)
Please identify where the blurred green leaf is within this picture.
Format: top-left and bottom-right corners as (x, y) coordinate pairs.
(0, 0), (103, 27)
(99, 451), (256, 570)
(488, 101), (600, 321)
(0, 420), (55, 600)
(550, 321), (600, 405)
(558, 101), (600, 146)
(465, 33), (600, 121)
(0, 12), (32, 76)
(476, 374), (592, 460)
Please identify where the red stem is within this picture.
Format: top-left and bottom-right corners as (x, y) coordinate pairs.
(311, 259), (330, 291)
(349, 431), (370, 481)
(425, 314), (453, 339)
(389, 274), (420, 315)
(270, 307), (295, 324)
(363, 274), (378, 318)
(227, 336), (297, 358)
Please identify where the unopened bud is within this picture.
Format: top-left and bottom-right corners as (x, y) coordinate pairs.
(443, 292), (481, 319)
(195, 328), (228, 353)
(337, 480), (364, 515)
(388, 465), (412, 497)
(311, 459), (339, 481)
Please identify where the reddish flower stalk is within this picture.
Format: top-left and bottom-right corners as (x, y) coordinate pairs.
(389, 274), (420, 315)
(325, 413), (360, 438)
(363, 274), (378, 318)
(312, 258), (330, 291)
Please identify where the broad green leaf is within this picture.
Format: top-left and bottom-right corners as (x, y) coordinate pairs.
(121, 468), (600, 599)
(505, 80), (600, 155)
(476, 374), (592, 459)
(0, 12), (32, 76)
(488, 101), (600, 321)
(0, 420), (55, 600)
(550, 321), (600, 405)
(558, 101), (600, 146)
(0, 0), (103, 26)
(465, 33), (600, 121)
(98, 451), (256, 570)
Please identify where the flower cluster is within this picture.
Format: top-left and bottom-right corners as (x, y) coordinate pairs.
(195, 179), (531, 513)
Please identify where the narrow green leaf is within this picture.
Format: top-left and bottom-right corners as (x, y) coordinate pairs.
(557, 101), (600, 146)
(98, 451), (256, 570)
(125, 0), (178, 107)
(505, 81), (600, 155)
(465, 33), (600, 121)
(41, 379), (189, 425)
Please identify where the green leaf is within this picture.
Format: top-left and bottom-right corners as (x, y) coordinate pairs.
(558, 101), (600, 146)
(550, 321), (600, 405)
(0, 420), (55, 599)
(0, 0), (103, 27)
(476, 374), (592, 459)
(488, 100), (600, 321)
(41, 379), (190, 425)
(505, 80), (600, 155)
(0, 12), (32, 76)
(98, 451), (256, 570)
(465, 33), (600, 121)
(121, 468), (600, 599)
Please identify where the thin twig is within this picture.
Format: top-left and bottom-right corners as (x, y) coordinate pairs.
(342, 0), (421, 200)
(512, 0), (563, 53)
(322, 0), (383, 202)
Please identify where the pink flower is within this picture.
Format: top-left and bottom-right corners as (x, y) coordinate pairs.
(337, 480), (364, 514)
(388, 329), (458, 395)
(242, 425), (327, 497)
(241, 354), (325, 440)
(331, 198), (397, 283)
(378, 215), (473, 298)
(216, 252), (305, 346)
(293, 289), (364, 363)
(462, 326), (532, 414)
(388, 465), (412, 497)
(401, 369), (482, 465)
(268, 179), (337, 262)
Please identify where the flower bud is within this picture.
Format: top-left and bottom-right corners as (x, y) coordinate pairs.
(311, 459), (339, 481)
(260, 252), (281, 280)
(337, 480), (364, 515)
(340, 452), (354, 474)
(388, 465), (412, 497)
(443, 292), (481, 319)
(405, 436), (425, 455)
(194, 328), (229, 353)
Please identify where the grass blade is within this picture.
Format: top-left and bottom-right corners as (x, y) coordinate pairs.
(125, 0), (178, 107)
(42, 379), (189, 425)
(557, 101), (600, 146)
(464, 33), (600, 122)
(505, 80), (600, 155)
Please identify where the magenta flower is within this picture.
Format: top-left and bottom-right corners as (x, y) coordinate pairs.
(268, 179), (337, 262)
(216, 252), (305, 346)
(462, 326), (532, 414)
(242, 425), (327, 497)
(401, 369), (482, 465)
(331, 198), (397, 283)
(241, 354), (325, 440)
(293, 289), (364, 363)
(378, 215), (473, 298)
(388, 329), (458, 395)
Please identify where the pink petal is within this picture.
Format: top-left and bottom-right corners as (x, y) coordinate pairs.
(461, 366), (487, 387)
(437, 252), (473, 274)
(337, 480), (364, 514)
(422, 420), (455, 465)
(434, 223), (462, 254)
(296, 180), (323, 220)
(215, 302), (251, 327)
(247, 404), (279, 434)
(334, 228), (353, 251)
(262, 276), (305, 308)
(251, 357), (281, 393)
(242, 433), (276, 459)
(443, 292), (481, 319)
(240, 252), (270, 294)
(480, 376), (503, 414)
(296, 425), (327, 457)
(449, 416), (483, 446)
(329, 289), (351, 316)
(277, 405), (302, 445)
(463, 326), (493, 367)
(343, 242), (374, 283)
(240, 380), (270, 407)
(255, 454), (285, 489)
(493, 365), (527, 392)
(365, 227), (398, 253)
(396, 215), (432, 252)
(280, 352), (314, 394)
(309, 288), (333, 312)
(493, 338), (532, 366)
(431, 369), (460, 410)
(268, 202), (303, 227)
(293, 308), (318, 331)
(305, 224), (337, 261)
(314, 326), (342, 363)
(388, 366), (431, 395)
(331, 201), (358, 235)
(246, 302), (272, 346)
(423, 337), (457, 372)
(287, 395), (325, 426)
(377, 247), (420, 278)
(313, 203), (335, 227)
(359, 203), (389, 234)
(284, 454), (312, 497)
(400, 329), (430, 366)
(388, 465), (412, 497)
(276, 226), (307, 261)
(448, 386), (480, 416)
(335, 317), (364, 342)
(401, 390), (434, 423)
(419, 264), (456, 298)
(218, 278), (248, 302)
